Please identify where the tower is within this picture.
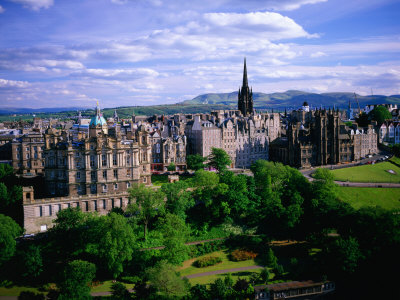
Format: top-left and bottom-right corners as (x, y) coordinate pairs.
(238, 58), (253, 116)
(89, 102), (108, 137)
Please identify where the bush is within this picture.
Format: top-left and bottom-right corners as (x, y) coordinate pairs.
(120, 276), (140, 284)
(193, 256), (222, 268)
(18, 291), (45, 300)
(230, 249), (258, 262)
(188, 240), (224, 258)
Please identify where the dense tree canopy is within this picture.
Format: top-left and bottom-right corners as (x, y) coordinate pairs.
(186, 154), (206, 171)
(128, 183), (166, 239)
(208, 147), (232, 173)
(369, 106), (392, 125)
(0, 214), (22, 265)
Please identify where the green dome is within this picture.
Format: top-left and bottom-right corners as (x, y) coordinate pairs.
(90, 115), (107, 127)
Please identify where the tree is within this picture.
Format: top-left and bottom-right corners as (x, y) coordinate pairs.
(369, 106), (392, 125)
(111, 282), (131, 300)
(157, 213), (190, 265)
(0, 214), (22, 265)
(210, 278), (228, 299)
(193, 169), (219, 188)
(187, 154), (206, 171)
(190, 284), (210, 300)
(18, 244), (43, 280)
(87, 213), (136, 278)
(355, 112), (370, 127)
(0, 164), (13, 180)
(128, 183), (166, 239)
(260, 267), (270, 284)
(265, 248), (278, 269)
(208, 147), (232, 173)
(329, 236), (363, 275)
(161, 181), (194, 220)
(146, 260), (190, 297)
(58, 260), (96, 300)
(18, 291), (45, 300)
(167, 162), (176, 172)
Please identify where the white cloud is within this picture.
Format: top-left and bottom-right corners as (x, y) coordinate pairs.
(310, 51), (327, 58)
(9, 0), (54, 11)
(0, 5), (5, 13)
(0, 78), (30, 88)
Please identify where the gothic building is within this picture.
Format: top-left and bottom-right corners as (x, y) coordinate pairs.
(238, 58), (253, 116)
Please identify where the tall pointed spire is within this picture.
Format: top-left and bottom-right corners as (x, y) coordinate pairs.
(242, 57), (248, 88)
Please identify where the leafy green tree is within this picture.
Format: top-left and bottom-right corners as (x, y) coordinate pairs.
(355, 112), (370, 127)
(58, 260), (96, 300)
(87, 213), (136, 278)
(157, 213), (190, 265)
(328, 236), (363, 275)
(260, 267), (270, 284)
(0, 164), (13, 180)
(369, 106), (392, 125)
(0, 214), (22, 265)
(111, 282), (131, 300)
(193, 169), (219, 188)
(233, 278), (250, 292)
(224, 273), (234, 289)
(146, 260), (190, 297)
(50, 207), (90, 259)
(187, 154), (206, 171)
(161, 181), (194, 220)
(208, 147), (232, 173)
(210, 278), (228, 299)
(167, 162), (176, 172)
(274, 264), (285, 278)
(265, 248), (278, 269)
(190, 284), (210, 300)
(18, 244), (43, 280)
(128, 183), (166, 239)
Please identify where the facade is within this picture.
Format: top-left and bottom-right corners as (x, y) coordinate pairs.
(270, 108), (378, 168)
(150, 130), (187, 172)
(379, 121), (400, 144)
(11, 132), (45, 175)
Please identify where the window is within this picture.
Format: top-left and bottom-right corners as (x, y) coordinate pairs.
(90, 184), (97, 194)
(48, 205), (52, 216)
(39, 206), (43, 217)
(85, 201), (89, 211)
(126, 182), (131, 188)
(90, 144), (94, 150)
(102, 199), (106, 209)
(102, 184), (107, 192)
(103, 170), (107, 180)
(113, 169), (118, 179)
(91, 171), (96, 181)
(17, 152), (20, 159)
(126, 155), (130, 165)
(26, 153), (30, 159)
(143, 177), (147, 183)
(126, 169), (131, 177)
(90, 155), (95, 167)
(76, 171), (81, 179)
(114, 183), (118, 190)
(40, 225), (47, 232)
(113, 154), (117, 166)
(26, 147), (29, 151)
(143, 165), (146, 172)
(102, 154), (107, 166)
(93, 200), (97, 211)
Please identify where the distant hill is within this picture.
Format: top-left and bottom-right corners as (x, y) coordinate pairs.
(1, 91), (399, 121)
(184, 90), (400, 111)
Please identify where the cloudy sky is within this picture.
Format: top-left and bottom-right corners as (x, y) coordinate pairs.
(0, 0), (399, 108)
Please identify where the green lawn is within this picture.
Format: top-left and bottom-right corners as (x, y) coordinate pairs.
(330, 161), (400, 183)
(337, 187), (400, 210)
(178, 250), (260, 278)
(90, 281), (134, 293)
(0, 285), (43, 297)
(188, 269), (264, 285)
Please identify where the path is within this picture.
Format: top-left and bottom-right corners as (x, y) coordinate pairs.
(183, 265), (263, 279)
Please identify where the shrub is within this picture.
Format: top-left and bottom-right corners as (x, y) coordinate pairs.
(120, 276), (140, 284)
(193, 256), (222, 268)
(230, 249), (258, 262)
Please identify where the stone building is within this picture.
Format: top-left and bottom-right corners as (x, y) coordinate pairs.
(238, 58), (253, 116)
(270, 108), (378, 168)
(149, 130), (187, 172)
(11, 132), (45, 175)
(43, 105), (151, 197)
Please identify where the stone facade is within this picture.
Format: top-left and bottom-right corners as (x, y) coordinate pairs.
(11, 133), (45, 175)
(379, 121), (400, 145)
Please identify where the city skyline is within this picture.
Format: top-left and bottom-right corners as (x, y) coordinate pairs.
(0, 0), (400, 108)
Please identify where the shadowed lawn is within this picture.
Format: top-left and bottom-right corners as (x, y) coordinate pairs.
(330, 162), (400, 183)
(337, 187), (400, 210)
(90, 281), (134, 293)
(0, 285), (42, 297)
(178, 250), (260, 278)
(188, 269), (265, 285)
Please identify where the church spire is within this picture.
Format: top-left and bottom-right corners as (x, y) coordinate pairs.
(242, 57), (248, 88)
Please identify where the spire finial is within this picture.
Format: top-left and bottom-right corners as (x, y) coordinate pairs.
(243, 57), (248, 88)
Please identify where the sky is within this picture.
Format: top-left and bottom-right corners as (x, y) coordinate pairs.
(0, 0), (399, 109)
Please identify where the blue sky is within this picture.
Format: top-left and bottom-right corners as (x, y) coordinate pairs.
(0, 0), (399, 108)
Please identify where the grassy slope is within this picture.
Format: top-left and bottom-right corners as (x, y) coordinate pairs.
(337, 187), (400, 210)
(330, 162), (400, 183)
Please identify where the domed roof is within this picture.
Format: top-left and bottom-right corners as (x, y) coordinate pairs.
(90, 115), (107, 127)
